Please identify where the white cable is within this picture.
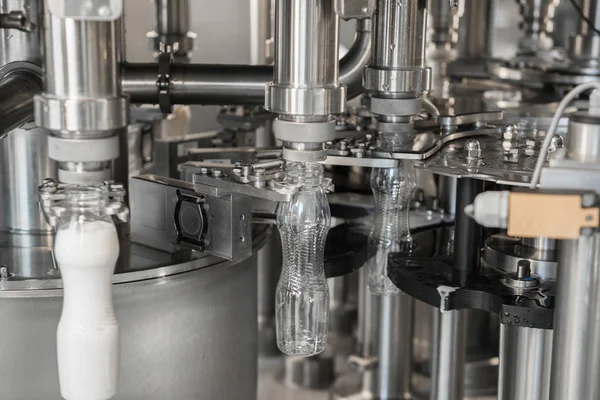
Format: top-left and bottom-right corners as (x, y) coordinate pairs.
(529, 82), (600, 189)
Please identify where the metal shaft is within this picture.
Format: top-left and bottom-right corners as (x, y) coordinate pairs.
(122, 19), (370, 106)
(550, 233), (600, 399)
(376, 294), (414, 399)
(457, 0), (492, 60)
(149, 0), (194, 60)
(454, 178), (484, 285)
(429, 310), (467, 400)
(372, 0), (426, 70)
(250, 0), (275, 65)
(499, 325), (552, 400)
(516, 0), (559, 51)
(569, 0), (600, 64)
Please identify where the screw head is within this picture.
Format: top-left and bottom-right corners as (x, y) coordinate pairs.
(464, 139), (481, 158)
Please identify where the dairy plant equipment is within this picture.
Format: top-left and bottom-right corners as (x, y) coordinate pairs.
(3, 0), (600, 399)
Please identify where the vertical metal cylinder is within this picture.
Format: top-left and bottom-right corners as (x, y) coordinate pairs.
(0, 0), (42, 68)
(516, 0), (559, 52)
(250, 0), (275, 65)
(458, 0), (492, 60)
(376, 294), (414, 399)
(0, 126), (55, 243)
(439, 176), (457, 218)
(34, 2), (129, 184)
(454, 178), (484, 285)
(0, 0), (54, 241)
(429, 310), (467, 400)
(550, 233), (600, 400)
(265, 0), (345, 161)
(148, 0), (195, 60)
(499, 325), (552, 400)
(428, 0), (462, 48)
(364, 0), (430, 100)
(569, 0), (600, 65)
(266, 0), (345, 118)
(372, 0), (426, 69)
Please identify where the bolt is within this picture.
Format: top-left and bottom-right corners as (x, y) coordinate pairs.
(549, 135), (564, 152)
(211, 169), (222, 178)
(0, 266), (9, 281)
(232, 168), (242, 175)
(524, 147), (535, 156)
(505, 148), (521, 163)
(525, 139), (536, 148)
(502, 140), (512, 152)
(339, 140), (349, 150)
(503, 124), (517, 140)
(200, 167), (209, 175)
(464, 139), (481, 159)
(517, 260), (531, 280)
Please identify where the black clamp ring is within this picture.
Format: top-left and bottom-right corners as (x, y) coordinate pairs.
(157, 46), (173, 114)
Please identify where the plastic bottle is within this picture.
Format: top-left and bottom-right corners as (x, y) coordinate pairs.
(52, 186), (122, 400)
(367, 162), (416, 295)
(275, 162), (331, 356)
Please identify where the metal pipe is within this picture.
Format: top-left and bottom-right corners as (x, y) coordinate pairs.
(121, 19), (371, 105)
(0, 71), (40, 138)
(376, 294), (414, 399)
(250, 0), (275, 65)
(430, 310), (467, 400)
(454, 178), (484, 285)
(499, 325), (552, 400)
(550, 233), (600, 399)
(458, 0), (492, 60)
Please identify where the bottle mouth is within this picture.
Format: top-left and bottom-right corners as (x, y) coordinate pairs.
(284, 162), (326, 187)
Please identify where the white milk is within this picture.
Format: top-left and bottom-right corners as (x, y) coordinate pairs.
(54, 219), (120, 400)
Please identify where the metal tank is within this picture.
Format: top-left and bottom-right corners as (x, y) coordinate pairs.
(0, 244), (261, 400)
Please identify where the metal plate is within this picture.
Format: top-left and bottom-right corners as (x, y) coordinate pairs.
(433, 97), (503, 127)
(417, 133), (538, 186)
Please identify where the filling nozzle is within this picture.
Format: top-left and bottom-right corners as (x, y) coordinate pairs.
(35, 0), (129, 184)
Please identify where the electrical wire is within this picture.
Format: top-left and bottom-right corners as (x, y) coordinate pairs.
(568, 0), (600, 36)
(529, 82), (600, 189)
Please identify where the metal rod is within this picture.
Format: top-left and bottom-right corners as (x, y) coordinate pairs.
(453, 178), (484, 285)
(376, 293), (414, 399)
(429, 310), (467, 400)
(499, 324), (552, 400)
(550, 233), (600, 399)
(121, 19), (371, 105)
(0, 71), (40, 138)
(458, 0), (492, 60)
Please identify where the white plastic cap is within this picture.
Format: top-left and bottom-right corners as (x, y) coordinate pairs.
(464, 191), (510, 228)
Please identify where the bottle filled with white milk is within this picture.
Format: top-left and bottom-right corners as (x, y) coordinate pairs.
(40, 182), (128, 400)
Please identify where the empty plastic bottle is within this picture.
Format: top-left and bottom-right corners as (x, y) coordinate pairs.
(275, 162), (331, 356)
(367, 162), (416, 295)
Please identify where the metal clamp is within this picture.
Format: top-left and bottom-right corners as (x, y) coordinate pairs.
(157, 44), (174, 114)
(0, 11), (36, 32)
